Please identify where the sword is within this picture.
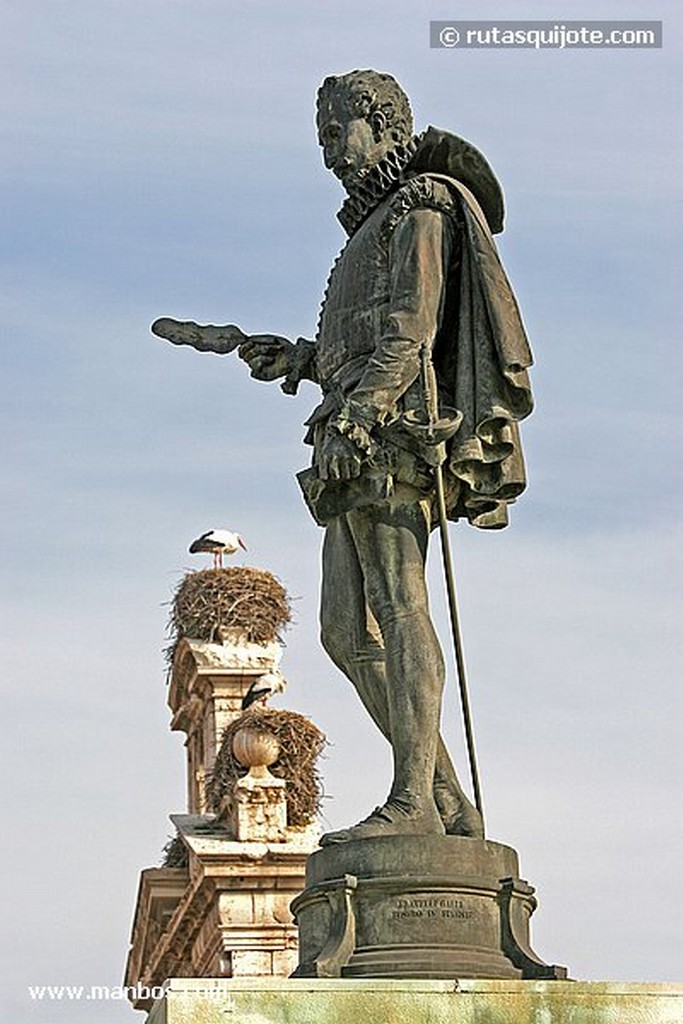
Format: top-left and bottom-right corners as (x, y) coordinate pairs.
(404, 343), (485, 825)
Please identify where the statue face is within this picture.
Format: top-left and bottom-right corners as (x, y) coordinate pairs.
(317, 96), (393, 190)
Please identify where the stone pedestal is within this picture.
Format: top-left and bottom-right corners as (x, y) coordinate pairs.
(147, 978), (683, 1024)
(291, 836), (566, 980)
(224, 767), (288, 842)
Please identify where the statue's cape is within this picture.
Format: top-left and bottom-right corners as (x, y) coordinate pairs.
(407, 126), (506, 234)
(389, 150), (532, 528)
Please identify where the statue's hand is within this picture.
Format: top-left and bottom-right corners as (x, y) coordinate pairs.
(238, 335), (295, 381)
(317, 432), (364, 482)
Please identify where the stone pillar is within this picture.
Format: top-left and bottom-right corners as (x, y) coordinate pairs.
(167, 633), (282, 813)
(124, 573), (321, 1015)
(226, 768), (288, 843)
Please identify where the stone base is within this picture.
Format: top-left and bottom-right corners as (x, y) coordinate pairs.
(290, 835), (565, 980)
(124, 814), (319, 1011)
(147, 978), (683, 1024)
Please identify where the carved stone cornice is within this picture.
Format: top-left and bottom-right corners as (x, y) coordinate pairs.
(123, 867), (190, 1008)
(168, 636), (281, 731)
(125, 815), (319, 1010)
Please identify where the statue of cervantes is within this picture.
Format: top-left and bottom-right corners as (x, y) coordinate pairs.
(155, 70), (533, 846)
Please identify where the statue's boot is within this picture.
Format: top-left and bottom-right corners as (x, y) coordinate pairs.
(320, 789), (444, 846)
(433, 739), (484, 838)
(433, 773), (483, 838)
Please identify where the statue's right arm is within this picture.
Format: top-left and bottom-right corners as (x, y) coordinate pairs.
(151, 317), (317, 394)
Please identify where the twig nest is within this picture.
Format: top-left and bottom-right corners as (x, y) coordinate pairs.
(165, 567), (292, 666)
(161, 833), (189, 869)
(208, 706), (326, 827)
(232, 726), (280, 769)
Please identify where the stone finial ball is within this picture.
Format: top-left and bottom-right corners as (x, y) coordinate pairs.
(232, 726), (280, 769)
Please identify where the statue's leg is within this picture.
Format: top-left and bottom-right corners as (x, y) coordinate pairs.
(319, 512), (386, 710)
(320, 499), (447, 842)
(320, 512), (482, 838)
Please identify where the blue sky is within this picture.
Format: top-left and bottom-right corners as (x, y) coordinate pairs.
(1, 1), (681, 1020)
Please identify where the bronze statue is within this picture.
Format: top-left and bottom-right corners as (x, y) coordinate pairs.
(154, 70), (533, 845)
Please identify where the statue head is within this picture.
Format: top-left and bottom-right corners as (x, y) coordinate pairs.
(316, 70), (414, 191)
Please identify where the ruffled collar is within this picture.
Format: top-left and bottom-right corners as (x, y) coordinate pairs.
(337, 135), (420, 237)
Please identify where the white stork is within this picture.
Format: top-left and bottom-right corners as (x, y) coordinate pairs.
(188, 528), (247, 568)
(242, 670), (288, 710)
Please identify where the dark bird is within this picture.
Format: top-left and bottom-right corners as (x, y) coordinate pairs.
(189, 528), (247, 568)
(242, 670), (288, 710)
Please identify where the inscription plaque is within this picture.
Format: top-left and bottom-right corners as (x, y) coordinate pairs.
(391, 896), (476, 921)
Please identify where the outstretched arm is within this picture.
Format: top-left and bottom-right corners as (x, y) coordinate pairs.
(151, 318), (317, 393)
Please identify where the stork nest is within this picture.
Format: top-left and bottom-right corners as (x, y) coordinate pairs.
(166, 568), (291, 662)
(207, 706), (326, 827)
(161, 833), (189, 869)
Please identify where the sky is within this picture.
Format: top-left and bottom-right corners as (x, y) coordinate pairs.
(1, 1), (681, 1020)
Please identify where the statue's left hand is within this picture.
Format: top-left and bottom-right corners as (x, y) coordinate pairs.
(317, 432), (364, 481)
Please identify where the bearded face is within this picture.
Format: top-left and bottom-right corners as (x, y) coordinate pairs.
(317, 94), (396, 192)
